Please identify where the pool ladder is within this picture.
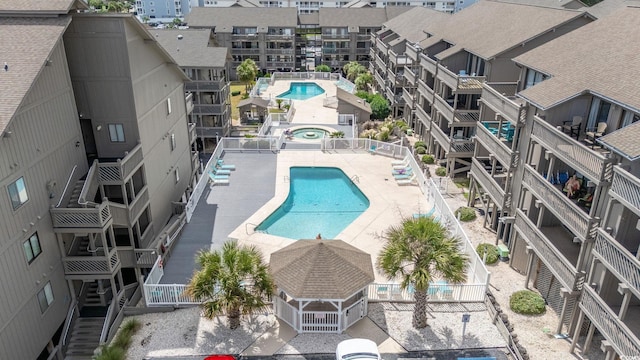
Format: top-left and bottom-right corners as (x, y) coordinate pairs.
(245, 222), (267, 235)
(351, 175), (360, 183)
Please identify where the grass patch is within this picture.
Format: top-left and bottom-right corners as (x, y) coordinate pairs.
(510, 290), (546, 315)
(230, 82), (245, 121)
(453, 178), (470, 188)
(95, 319), (141, 360)
(269, 108), (285, 114)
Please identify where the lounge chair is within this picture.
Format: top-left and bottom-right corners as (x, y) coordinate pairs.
(369, 145), (377, 154)
(210, 167), (231, 175)
(211, 178), (229, 185)
(394, 172), (414, 180)
(208, 172), (229, 182)
(396, 173), (417, 185)
(391, 156), (409, 166)
(413, 206), (436, 219)
(216, 159), (236, 170)
(392, 167), (412, 176)
(392, 160), (411, 170)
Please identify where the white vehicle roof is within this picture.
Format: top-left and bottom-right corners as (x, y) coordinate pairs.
(336, 339), (380, 360)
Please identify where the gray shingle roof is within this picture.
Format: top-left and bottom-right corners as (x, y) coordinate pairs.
(152, 29), (229, 68)
(381, 7), (450, 44)
(0, 0), (85, 14)
(185, 7), (298, 30)
(0, 16), (70, 136)
(318, 7), (412, 28)
(598, 121), (640, 161)
(420, 0), (587, 60)
(337, 88), (372, 113)
(270, 240), (374, 299)
(586, 0), (640, 18)
(515, 6), (640, 112)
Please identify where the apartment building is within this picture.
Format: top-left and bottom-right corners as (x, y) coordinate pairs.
(381, 1), (592, 177)
(135, 0), (190, 20)
(185, 7), (409, 77)
(153, 29), (232, 152)
(0, 3), (196, 359)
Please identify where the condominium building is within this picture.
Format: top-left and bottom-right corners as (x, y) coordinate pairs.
(0, 2), (197, 359)
(135, 0), (190, 20)
(153, 29), (232, 152)
(185, 7), (409, 77)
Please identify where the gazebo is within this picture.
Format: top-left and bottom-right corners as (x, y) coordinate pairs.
(270, 239), (374, 333)
(237, 97), (270, 123)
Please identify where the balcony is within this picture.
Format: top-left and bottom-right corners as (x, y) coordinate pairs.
(231, 48), (260, 54)
(514, 209), (584, 291)
(196, 126), (225, 138)
(480, 82), (525, 125)
(107, 186), (149, 227)
(610, 165), (640, 215)
(522, 165), (598, 241)
(188, 122), (196, 144)
(431, 126), (449, 150)
(406, 44), (419, 62)
(404, 67), (416, 85)
(389, 52), (409, 66)
(51, 202), (112, 231)
(374, 71), (385, 89)
(266, 48), (294, 54)
(322, 33), (349, 39)
(63, 248), (120, 277)
(417, 79), (434, 100)
(436, 65), (485, 94)
(232, 33), (259, 39)
(185, 93), (194, 114)
(580, 286), (640, 357)
(475, 123), (517, 168)
(193, 104), (226, 115)
(97, 143), (144, 184)
(593, 229), (640, 298)
(375, 55), (386, 71)
(375, 37), (387, 51)
(192, 150), (199, 174)
(434, 94), (454, 122)
(402, 89), (414, 108)
(415, 105), (431, 126)
(419, 53), (437, 75)
(469, 158), (506, 209)
(531, 115), (614, 185)
(266, 61), (294, 68)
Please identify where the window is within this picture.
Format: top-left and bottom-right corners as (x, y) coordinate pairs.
(167, 98), (172, 114)
(8, 177), (28, 210)
(524, 68), (547, 89)
(170, 133), (176, 151)
(174, 167), (180, 184)
(108, 124), (125, 142)
(37, 282), (54, 313)
(23, 233), (42, 264)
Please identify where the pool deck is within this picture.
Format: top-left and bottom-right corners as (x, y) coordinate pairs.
(260, 79), (340, 125)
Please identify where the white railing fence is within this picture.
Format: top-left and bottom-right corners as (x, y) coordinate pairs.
(367, 283), (486, 303)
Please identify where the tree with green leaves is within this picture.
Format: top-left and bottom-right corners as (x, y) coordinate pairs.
(236, 59), (259, 94)
(343, 61), (367, 81)
(377, 216), (468, 328)
(315, 64), (331, 72)
(354, 72), (373, 92)
(187, 241), (275, 329)
(369, 94), (391, 120)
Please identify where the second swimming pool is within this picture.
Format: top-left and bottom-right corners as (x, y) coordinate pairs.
(255, 167), (369, 239)
(277, 82), (325, 100)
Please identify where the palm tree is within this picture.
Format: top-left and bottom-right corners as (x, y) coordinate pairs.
(236, 59), (259, 94)
(187, 241), (275, 329)
(355, 72), (373, 92)
(342, 61), (366, 81)
(377, 216), (468, 328)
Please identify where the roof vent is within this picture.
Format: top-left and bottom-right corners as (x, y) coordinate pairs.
(177, 34), (183, 40)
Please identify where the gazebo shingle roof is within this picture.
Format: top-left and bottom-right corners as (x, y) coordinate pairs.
(270, 240), (374, 300)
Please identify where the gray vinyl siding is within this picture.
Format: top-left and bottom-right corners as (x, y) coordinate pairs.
(0, 40), (80, 359)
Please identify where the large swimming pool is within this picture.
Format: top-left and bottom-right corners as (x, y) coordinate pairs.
(277, 82), (325, 100)
(256, 167), (369, 239)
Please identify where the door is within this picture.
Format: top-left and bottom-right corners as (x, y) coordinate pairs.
(80, 118), (97, 162)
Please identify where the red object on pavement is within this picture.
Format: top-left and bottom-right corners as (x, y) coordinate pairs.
(204, 356), (235, 360)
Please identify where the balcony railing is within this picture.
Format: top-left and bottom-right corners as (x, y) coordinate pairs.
(437, 66), (484, 93)
(188, 122), (196, 143)
(63, 248), (120, 276)
(431, 126), (450, 149)
(469, 158), (506, 208)
(419, 53), (437, 75)
(593, 229), (640, 297)
(522, 165), (597, 241)
(417, 79), (434, 100)
(480, 82), (525, 125)
(185, 93), (194, 114)
(51, 202), (112, 229)
(193, 104), (226, 115)
(514, 209), (584, 291)
(531, 115), (613, 185)
(406, 45), (419, 62)
(404, 67), (416, 85)
(128, 187), (149, 224)
(415, 105), (431, 126)
(98, 143), (143, 183)
(610, 165), (640, 215)
(434, 94), (454, 122)
(580, 286), (640, 357)
(402, 89), (414, 108)
(374, 72), (385, 89)
(375, 55), (385, 71)
(184, 79), (225, 92)
(475, 124), (516, 168)
(135, 249), (157, 267)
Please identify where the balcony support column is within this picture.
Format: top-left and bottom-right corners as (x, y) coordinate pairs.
(600, 340), (616, 360)
(556, 288), (579, 335)
(617, 283), (632, 321)
(524, 245), (535, 289)
(584, 321), (596, 355)
(569, 308), (584, 353)
(576, 238), (592, 272)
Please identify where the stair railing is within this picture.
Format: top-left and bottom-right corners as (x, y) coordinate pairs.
(56, 165), (77, 208)
(99, 296), (118, 345)
(61, 299), (79, 348)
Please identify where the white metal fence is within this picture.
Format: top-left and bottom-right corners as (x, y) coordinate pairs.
(272, 297), (366, 334)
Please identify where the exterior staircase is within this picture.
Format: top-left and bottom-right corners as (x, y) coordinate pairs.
(66, 180), (85, 208)
(64, 316), (105, 360)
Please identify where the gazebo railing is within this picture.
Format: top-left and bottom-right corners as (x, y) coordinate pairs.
(301, 311), (340, 333)
(273, 296), (299, 329)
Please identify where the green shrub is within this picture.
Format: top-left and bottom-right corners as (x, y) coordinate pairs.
(241, 93), (249, 99)
(330, 131), (345, 138)
(510, 290), (546, 315)
(476, 243), (499, 264)
(416, 146), (426, 154)
(377, 130), (390, 142)
(454, 206), (477, 222)
(95, 319), (141, 360)
(435, 166), (446, 177)
(414, 141), (426, 148)
(231, 91), (241, 96)
(422, 154), (435, 164)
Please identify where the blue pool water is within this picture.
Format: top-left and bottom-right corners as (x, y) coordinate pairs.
(277, 82), (325, 100)
(292, 128), (329, 139)
(256, 167), (369, 239)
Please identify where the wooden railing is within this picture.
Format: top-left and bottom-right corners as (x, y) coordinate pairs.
(135, 249), (157, 267)
(469, 158), (506, 208)
(522, 165), (597, 241)
(431, 125), (450, 149)
(193, 104), (225, 115)
(580, 286), (640, 357)
(98, 143), (144, 183)
(437, 65), (485, 93)
(128, 187), (149, 224)
(402, 89), (414, 108)
(185, 80), (225, 92)
(610, 165), (640, 215)
(434, 94), (454, 122)
(188, 122), (196, 142)
(406, 44), (419, 62)
(514, 209), (583, 291)
(78, 161), (99, 207)
(50, 202), (112, 229)
(273, 296), (298, 330)
(593, 229), (640, 298)
(404, 67), (416, 84)
(144, 284), (198, 306)
(415, 105), (431, 126)
(480, 82), (525, 125)
(185, 93), (194, 114)
(531, 115), (613, 184)
(475, 124), (516, 168)
(62, 248), (120, 275)
(417, 78), (434, 100)
(419, 53), (437, 75)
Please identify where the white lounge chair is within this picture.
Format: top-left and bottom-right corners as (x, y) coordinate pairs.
(210, 167), (231, 175)
(208, 172), (229, 183)
(391, 156), (409, 166)
(396, 173), (417, 186)
(211, 178), (229, 185)
(392, 160), (411, 170)
(216, 159), (236, 170)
